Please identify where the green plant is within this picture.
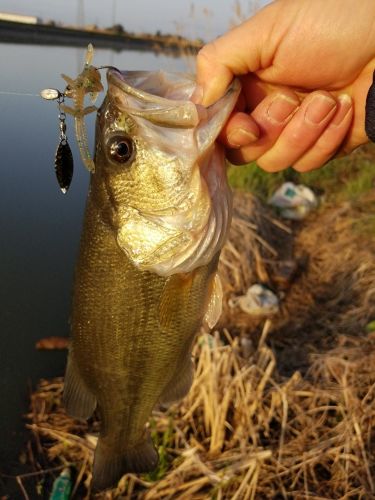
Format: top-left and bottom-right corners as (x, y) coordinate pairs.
(227, 145), (375, 202)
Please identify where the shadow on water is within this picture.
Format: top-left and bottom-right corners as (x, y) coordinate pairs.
(0, 41), (190, 494)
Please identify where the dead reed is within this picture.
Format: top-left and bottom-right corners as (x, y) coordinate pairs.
(22, 191), (375, 499)
(26, 325), (375, 499)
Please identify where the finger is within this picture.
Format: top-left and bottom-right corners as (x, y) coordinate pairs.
(256, 91), (337, 172)
(195, 6), (277, 106)
(219, 112), (260, 148)
(292, 95), (353, 172)
(227, 90), (300, 164)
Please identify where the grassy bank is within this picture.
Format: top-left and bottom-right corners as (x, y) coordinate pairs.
(228, 144), (375, 203)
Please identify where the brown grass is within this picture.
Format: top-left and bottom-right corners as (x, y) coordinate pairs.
(219, 192), (294, 331)
(22, 191), (375, 499)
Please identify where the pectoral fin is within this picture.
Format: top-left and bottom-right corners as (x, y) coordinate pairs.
(159, 272), (196, 330)
(63, 351), (97, 420)
(203, 272), (223, 330)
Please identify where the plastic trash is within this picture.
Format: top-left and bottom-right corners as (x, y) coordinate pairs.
(229, 284), (279, 316)
(49, 468), (72, 500)
(268, 182), (318, 220)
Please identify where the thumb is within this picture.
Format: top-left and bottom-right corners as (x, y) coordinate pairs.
(195, 6), (276, 106)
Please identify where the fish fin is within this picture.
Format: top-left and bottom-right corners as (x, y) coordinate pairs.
(159, 272), (195, 330)
(63, 351), (96, 420)
(92, 435), (158, 492)
(203, 272), (223, 330)
(159, 355), (194, 406)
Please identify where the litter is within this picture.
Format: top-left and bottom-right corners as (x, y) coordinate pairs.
(49, 468), (72, 500)
(268, 182), (318, 220)
(229, 284), (279, 316)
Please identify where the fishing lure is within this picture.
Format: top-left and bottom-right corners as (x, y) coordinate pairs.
(40, 88), (74, 193)
(54, 96), (74, 194)
(41, 44), (104, 193)
(61, 43), (103, 172)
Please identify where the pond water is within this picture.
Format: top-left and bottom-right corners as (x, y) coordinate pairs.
(0, 42), (190, 472)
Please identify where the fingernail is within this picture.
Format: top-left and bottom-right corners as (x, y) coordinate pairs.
(227, 128), (258, 148)
(267, 94), (299, 124)
(331, 94), (352, 126)
(305, 94), (336, 125)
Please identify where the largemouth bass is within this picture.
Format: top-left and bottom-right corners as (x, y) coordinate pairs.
(63, 68), (240, 491)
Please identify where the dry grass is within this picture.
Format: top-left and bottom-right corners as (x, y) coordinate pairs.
(22, 192), (375, 499)
(219, 191), (294, 331)
(26, 329), (375, 499)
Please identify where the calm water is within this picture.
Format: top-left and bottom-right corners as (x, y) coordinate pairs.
(0, 42), (190, 473)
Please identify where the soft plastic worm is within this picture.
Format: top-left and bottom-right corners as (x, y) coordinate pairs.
(61, 44), (103, 172)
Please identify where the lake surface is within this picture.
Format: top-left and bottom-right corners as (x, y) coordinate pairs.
(0, 42), (191, 477)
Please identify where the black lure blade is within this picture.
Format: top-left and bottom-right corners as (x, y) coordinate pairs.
(55, 141), (74, 194)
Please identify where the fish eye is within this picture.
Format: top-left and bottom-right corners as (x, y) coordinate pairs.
(108, 135), (135, 164)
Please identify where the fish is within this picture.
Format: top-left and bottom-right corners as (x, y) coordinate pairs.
(62, 68), (240, 492)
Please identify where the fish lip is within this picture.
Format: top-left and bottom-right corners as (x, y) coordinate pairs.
(106, 69), (241, 132)
(107, 68), (201, 128)
(107, 68), (182, 104)
(106, 67), (123, 83)
(107, 68), (240, 110)
(106, 68), (129, 87)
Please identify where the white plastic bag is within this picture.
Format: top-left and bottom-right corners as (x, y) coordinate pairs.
(229, 284), (279, 316)
(268, 182), (318, 220)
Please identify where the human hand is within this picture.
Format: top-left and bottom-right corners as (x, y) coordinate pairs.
(195, 0), (375, 171)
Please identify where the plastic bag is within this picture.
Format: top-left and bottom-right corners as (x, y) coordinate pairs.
(268, 182), (318, 220)
(229, 284), (279, 316)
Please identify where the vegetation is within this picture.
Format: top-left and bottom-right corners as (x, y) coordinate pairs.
(228, 144), (375, 203)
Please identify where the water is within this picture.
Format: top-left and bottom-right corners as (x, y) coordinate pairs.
(0, 42), (190, 475)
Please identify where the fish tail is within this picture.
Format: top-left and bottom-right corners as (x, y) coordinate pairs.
(92, 435), (159, 492)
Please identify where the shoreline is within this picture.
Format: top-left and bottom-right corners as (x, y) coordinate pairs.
(0, 20), (203, 55)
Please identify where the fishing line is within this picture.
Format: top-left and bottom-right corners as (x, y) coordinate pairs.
(0, 90), (40, 97)
(0, 67), (113, 99)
